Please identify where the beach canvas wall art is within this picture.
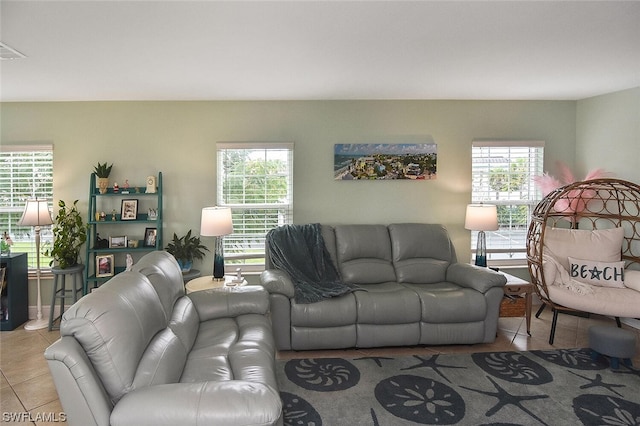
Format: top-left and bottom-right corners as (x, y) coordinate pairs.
(334, 143), (437, 180)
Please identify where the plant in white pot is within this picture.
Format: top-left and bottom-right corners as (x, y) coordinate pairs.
(94, 162), (113, 194)
(165, 229), (209, 273)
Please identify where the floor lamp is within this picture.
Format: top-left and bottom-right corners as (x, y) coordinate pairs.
(465, 203), (498, 267)
(18, 199), (53, 330)
(200, 207), (233, 280)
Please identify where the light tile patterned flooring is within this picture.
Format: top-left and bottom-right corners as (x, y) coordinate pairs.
(1, 308), (639, 425)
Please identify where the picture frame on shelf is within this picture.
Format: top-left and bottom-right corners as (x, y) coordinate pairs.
(96, 254), (115, 278)
(121, 199), (138, 221)
(143, 227), (157, 248)
(109, 236), (127, 249)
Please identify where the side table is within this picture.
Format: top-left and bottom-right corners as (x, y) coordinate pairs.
(499, 270), (533, 336)
(182, 269), (201, 284)
(185, 275), (247, 294)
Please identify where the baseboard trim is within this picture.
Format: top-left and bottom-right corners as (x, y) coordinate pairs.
(28, 306), (61, 322)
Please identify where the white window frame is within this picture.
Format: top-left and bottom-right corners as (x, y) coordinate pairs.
(471, 140), (544, 267)
(0, 144), (54, 271)
(216, 142), (294, 272)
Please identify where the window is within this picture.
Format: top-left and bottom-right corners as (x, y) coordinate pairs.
(0, 144), (54, 270)
(471, 141), (544, 266)
(217, 142), (293, 271)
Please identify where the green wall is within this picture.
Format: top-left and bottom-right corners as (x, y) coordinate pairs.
(576, 87), (640, 182)
(1, 99), (578, 305)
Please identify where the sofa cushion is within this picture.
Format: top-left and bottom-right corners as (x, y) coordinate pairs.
(335, 225), (396, 284)
(389, 224), (454, 283)
(182, 314), (276, 384)
(321, 225), (339, 266)
(133, 328), (187, 388)
(404, 282), (488, 323)
(61, 272), (167, 403)
(168, 296), (200, 354)
(354, 283), (421, 324)
(291, 293), (357, 327)
(132, 251), (185, 323)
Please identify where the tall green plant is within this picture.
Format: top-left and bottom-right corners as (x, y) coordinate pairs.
(46, 200), (87, 268)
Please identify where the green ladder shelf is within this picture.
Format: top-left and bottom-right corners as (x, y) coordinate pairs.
(84, 172), (163, 293)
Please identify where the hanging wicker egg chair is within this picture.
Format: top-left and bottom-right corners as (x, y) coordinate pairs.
(526, 178), (640, 344)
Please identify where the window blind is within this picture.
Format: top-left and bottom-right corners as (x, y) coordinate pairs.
(0, 144), (54, 269)
(471, 141), (544, 265)
(217, 142), (294, 271)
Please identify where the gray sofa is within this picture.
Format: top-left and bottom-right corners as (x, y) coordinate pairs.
(44, 251), (282, 426)
(260, 223), (507, 351)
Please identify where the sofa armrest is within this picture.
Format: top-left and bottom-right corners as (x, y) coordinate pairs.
(260, 269), (295, 298)
(44, 336), (113, 426)
(188, 286), (270, 322)
(446, 263), (506, 293)
(110, 381), (282, 426)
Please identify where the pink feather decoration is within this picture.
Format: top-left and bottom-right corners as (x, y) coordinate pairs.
(584, 168), (611, 181)
(532, 161), (612, 215)
(532, 173), (563, 197)
(556, 161), (576, 186)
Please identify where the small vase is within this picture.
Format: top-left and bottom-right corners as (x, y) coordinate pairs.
(97, 177), (109, 194)
(177, 259), (192, 273)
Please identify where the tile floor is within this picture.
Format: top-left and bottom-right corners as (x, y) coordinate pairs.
(1, 307), (638, 425)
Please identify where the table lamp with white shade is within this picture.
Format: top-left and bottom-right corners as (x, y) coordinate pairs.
(200, 206), (233, 280)
(465, 203), (498, 267)
(17, 199), (53, 330)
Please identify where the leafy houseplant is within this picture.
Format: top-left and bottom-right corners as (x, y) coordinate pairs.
(165, 229), (209, 272)
(94, 162), (113, 194)
(46, 200), (87, 269)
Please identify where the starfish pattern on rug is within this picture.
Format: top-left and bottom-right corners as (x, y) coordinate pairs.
(277, 350), (638, 426)
(460, 375), (550, 426)
(354, 356), (394, 368)
(401, 354), (467, 383)
(370, 408), (380, 426)
(569, 370), (626, 397)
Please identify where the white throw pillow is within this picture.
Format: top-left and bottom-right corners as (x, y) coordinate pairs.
(543, 226), (624, 271)
(624, 270), (640, 292)
(567, 257), (625, 288)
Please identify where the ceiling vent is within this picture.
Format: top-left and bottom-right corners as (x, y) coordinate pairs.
(0, 42), (27, 60)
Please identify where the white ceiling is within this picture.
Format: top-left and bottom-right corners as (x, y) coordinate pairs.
(1, 1), (639, 102)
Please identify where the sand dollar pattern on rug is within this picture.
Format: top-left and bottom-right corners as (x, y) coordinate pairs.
(278, 349), (640, 426)
(284, 358), (360, 391)
(374, 374), (465, 424)
(471, 351), (553, 384)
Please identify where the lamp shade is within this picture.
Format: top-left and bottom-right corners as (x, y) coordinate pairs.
(17, 199), (53, 227)
(464, 204), (498, 231)
(200, 207), (233, 237)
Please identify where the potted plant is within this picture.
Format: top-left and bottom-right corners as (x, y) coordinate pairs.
(94, 162), (113, 194)
(46, 200), (87, 269)
(165, 229), (209, 273)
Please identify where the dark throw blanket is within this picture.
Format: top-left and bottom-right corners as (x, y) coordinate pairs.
(266, 223), (356, 304)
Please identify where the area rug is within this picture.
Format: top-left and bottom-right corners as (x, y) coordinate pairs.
(277, 348), (640, 425)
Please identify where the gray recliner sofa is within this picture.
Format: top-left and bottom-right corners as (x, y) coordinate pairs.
(260, 223), (507, 351)
(44, 251), (282, 426)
